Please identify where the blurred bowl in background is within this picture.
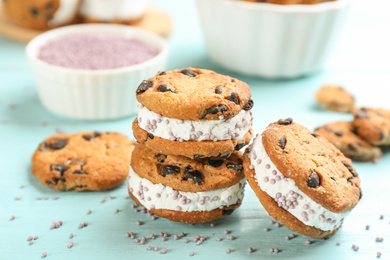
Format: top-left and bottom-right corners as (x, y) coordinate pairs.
(197, 0), (351, 79)
(26, 24), (169, 120)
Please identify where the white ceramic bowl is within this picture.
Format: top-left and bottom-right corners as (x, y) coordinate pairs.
(197, 0), (351, 79)
(26, 24), (169, 120)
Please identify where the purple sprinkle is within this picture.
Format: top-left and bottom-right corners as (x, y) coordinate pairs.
(265, 164), (270, 169)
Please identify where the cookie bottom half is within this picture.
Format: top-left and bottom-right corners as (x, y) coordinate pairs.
(132, 119), (253, 159)
(243, 156), (338, 239)
(129, 191), (240, 224)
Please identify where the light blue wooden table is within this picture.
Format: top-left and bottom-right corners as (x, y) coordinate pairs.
(1, 0), (389, 259)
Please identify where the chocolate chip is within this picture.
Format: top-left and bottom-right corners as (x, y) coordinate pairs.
(148, 133), (154, 139)
(49, 139), (68, 150)
(155, 153), (167, 163)
(343, 162), (358, 177)
(222, 209), (235, 215)
(330, 177), (336, 181)
(231, 79), (236, 83)
(215, 87), (222, 94)
(226, 162), (243, 174)
(180, 69), (198, 77)
(183, 165), (203, 185)
(307, 172), (320, 188)
(52, 164), (67, 175)
(234, 143), (245, 151)
(379, 130), (384, 141)
(226, 92), (239, 105)
(73, 170), (87, 175)
(159, 71), (166, 76)
(204, 105), (227, 117)
(82, 134), (92, 141)
(193, 154), (204, 159)
(207, 159), (224, 168)
(30, 7), (39, 16)
(136, 80), (153, 94)
(359, 187), (362, 200)
(46, 14), (53, 20)
(279, 136), (287, 150)
(58, 176), (66, 183)
(311, 132), (317, 138)
(347, 177), (354, 185)
(94, 132), (101, 138)
(276, 118), (293, 125)
(243, 99), (254, 111)
(161, 165), (180, 177)
(334, 131), (343, 137)
(39, 142), (49, 152)
(158, 84), (175, 93)
(355, 109), (369, 119)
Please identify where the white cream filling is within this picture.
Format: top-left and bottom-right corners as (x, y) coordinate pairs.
(49, 0), (80, 27)
(80, 0), (147, 21)
(137, 103), (253, 142)
(248, 135), (349, 231)
(128, 166), (246, 212)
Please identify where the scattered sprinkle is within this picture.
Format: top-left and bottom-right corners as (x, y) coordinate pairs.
(366, 225), (370, 230)
(87, 210), (92, 215)
(42, 252), (47, 257)
(210, 223), (215, 227)
(380, 215), (384, 220)
(115, 209), (120, 213)
(264, 228), (270, 232)
(377, 252), (382, 258)
(352, 244), (359, 251)
(78, 223), (84, 229)
(376, 237), (384, 242)
(275, 222), (281, 227)
(189, 252), (194, 256)
(224, 229), (229, 234)
(216, 237), (222, 242)
(147, 246), (152, 251)
(227, 235), (234, 240)
(336, 241), (341, 246)
(68, 241), (74, 248)
(27, 236), (33, 241)
(161, 248), (168, 254)
(34, 236), (39, 240)
(136, 220), (141, 226)
(226, 248), (231, 254)
(269, 220), (275, 224)
(154, 246), (159, 251)
(305, 240), (311, 245)
(185, 239), (190, 243)
(248, 247), (253, 253)
(69, 233), (74, 239)
(10, 215), (15, 220)
(15, 197), (21, 201)
(20, 185), (25, 188)
(53, 196), (58, 200)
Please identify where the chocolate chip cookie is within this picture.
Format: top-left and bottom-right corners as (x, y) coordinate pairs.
(353, 107), (390, 146)
(32, 131), (135, 191)
(133, 68), (254, 158)
(243, 118), (361, 239)
(315, 85), (355, 113)
(315, 121), (382, 162)
(128, 143), (246, 224)
(3, 0), (80, 30)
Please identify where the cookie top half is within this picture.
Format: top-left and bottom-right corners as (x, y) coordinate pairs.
(131, 143), (245, 192)
(32, 131), (135, 191)
(135, 68), (253, 121)
(353, 107), (390, 145)
(260, 119), (361, 213)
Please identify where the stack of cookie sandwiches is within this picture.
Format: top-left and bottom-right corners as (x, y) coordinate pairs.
(129, 68), (254, 224)
(243, 118), (361, 239)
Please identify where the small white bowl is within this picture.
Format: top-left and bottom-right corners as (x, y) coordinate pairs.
(26, 24), (169, 120)
(197, 0), (351, 79)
